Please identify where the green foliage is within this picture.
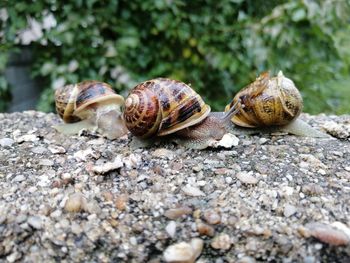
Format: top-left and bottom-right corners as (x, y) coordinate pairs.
(1, 0), (350, 113)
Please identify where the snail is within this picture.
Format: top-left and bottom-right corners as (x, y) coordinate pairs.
(54, 80), (128, 139)
(123, 78), (242, 149)
(225, 71), (328, 137)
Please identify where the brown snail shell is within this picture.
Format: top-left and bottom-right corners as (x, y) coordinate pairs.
(225, 71), (303, 128)
(54, 81), (126, 139)
(55, 81), (124, 122)
(123, 78), (211, 138)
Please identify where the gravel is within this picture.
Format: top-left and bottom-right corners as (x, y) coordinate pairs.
(0, 111), (349, 262)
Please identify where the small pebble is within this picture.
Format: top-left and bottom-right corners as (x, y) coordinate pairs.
(211, 233), (231, 250)
(300, 154), (327, 169)
(284, 204), (297, 217)
(182, 184), (205, 197)
(39, 159), (54, 166)
(73, 148), (98, 161)
(31, 146), (47, 154)
(6, 252), (20, 263)
(13, 174), (26, 182)
(123, 153), (142, 169)
(152, 148), (175, 159)
(322, 121), (349, 138)
(27, 216), (42, 229)
(214, 168), (232, 175)
(48, 145), (66, 154)
(164, 206), (193, 220)
(303, 256), (316, 263)
(15, 134), (39, 143)
(302, 184), (324, 195)
(225, 176), (233, 184)
(64, 193), (87, 213)
(305, 222), (350, 246)
(163, 238), (203, 263)
(259, 138), (268, 144)
(0, 137), (15, 147)
(203, 210), (221, 225)
(115, 194), (128, 211)
(236, 171), (258, 185)
(84, 199), (101, 214)
(213, 133), (239, 148)
(102, 191), (114, 202)
(165, 221), (177, 238)
(197, 222), (215, 236)
(193, 165), (203, 172)
(88, 156), (123, 174)
(61, 173), (72, 180)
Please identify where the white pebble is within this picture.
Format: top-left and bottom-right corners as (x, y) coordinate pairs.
(0, 137), (15, 147)
(88, 156), (123, 174)
(281, 186), (294, 196)
(214, 133), (239, 148)
(39, 159), (54, 166)
(27, 216), (42, 229)
(317, 169), (326, 175)
(165, 221), (177, 238)
(48, 145), (66, 154)
(73, 148), (97, 161)
(284, 204), (297, 217)
(123, 153), (142, 169)
(225, 176), (233, 184)
(61, 173), (72, 180)
(236, 171), (258, 185)
(15, 134), (39, 143)
(13, 174), (26, 182)
(163, 238), (203, 263)
(259, 138), (268, 144)
(152, 148), (175, 159)
(211, 233), (231, 250)
(130, 236), (138, 246)
(286, 174), (293, 181)
(182, 184), (205, 197)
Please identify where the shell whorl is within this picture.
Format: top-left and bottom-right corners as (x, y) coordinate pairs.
(225, 71), (303, 128)
(55, 84), (80, 123)
(123, 78), (211, 138)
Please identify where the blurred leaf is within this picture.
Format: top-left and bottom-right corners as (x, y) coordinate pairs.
(0, 0), (349, 114)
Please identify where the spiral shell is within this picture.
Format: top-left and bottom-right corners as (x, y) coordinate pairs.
(123, 78), (211, 138)
(225, 71), (303, 128)
(55, 81), (124, 123)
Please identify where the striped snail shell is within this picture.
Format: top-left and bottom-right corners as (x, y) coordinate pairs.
(54, 81), (126, 139)
(55, 80), (124, 122)
(123, 78), (211, 138)
(225, 71), (303, 128)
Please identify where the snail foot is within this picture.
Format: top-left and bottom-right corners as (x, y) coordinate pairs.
(280, 118), (331, 138)
(129, 137), (167, 149)
(173, 137), (214, 150)
(53, 119), (97, 135)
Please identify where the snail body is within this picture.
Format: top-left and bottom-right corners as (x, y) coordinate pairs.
(123, 78), (241, 149)
(54, 81), (127, 139)
(225, 71), (328, 138)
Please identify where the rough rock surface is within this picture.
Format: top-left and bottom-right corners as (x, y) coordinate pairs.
(0, 111), (349, 262)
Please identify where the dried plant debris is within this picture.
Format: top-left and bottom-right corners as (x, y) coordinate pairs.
(0, 111), (349, 262)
